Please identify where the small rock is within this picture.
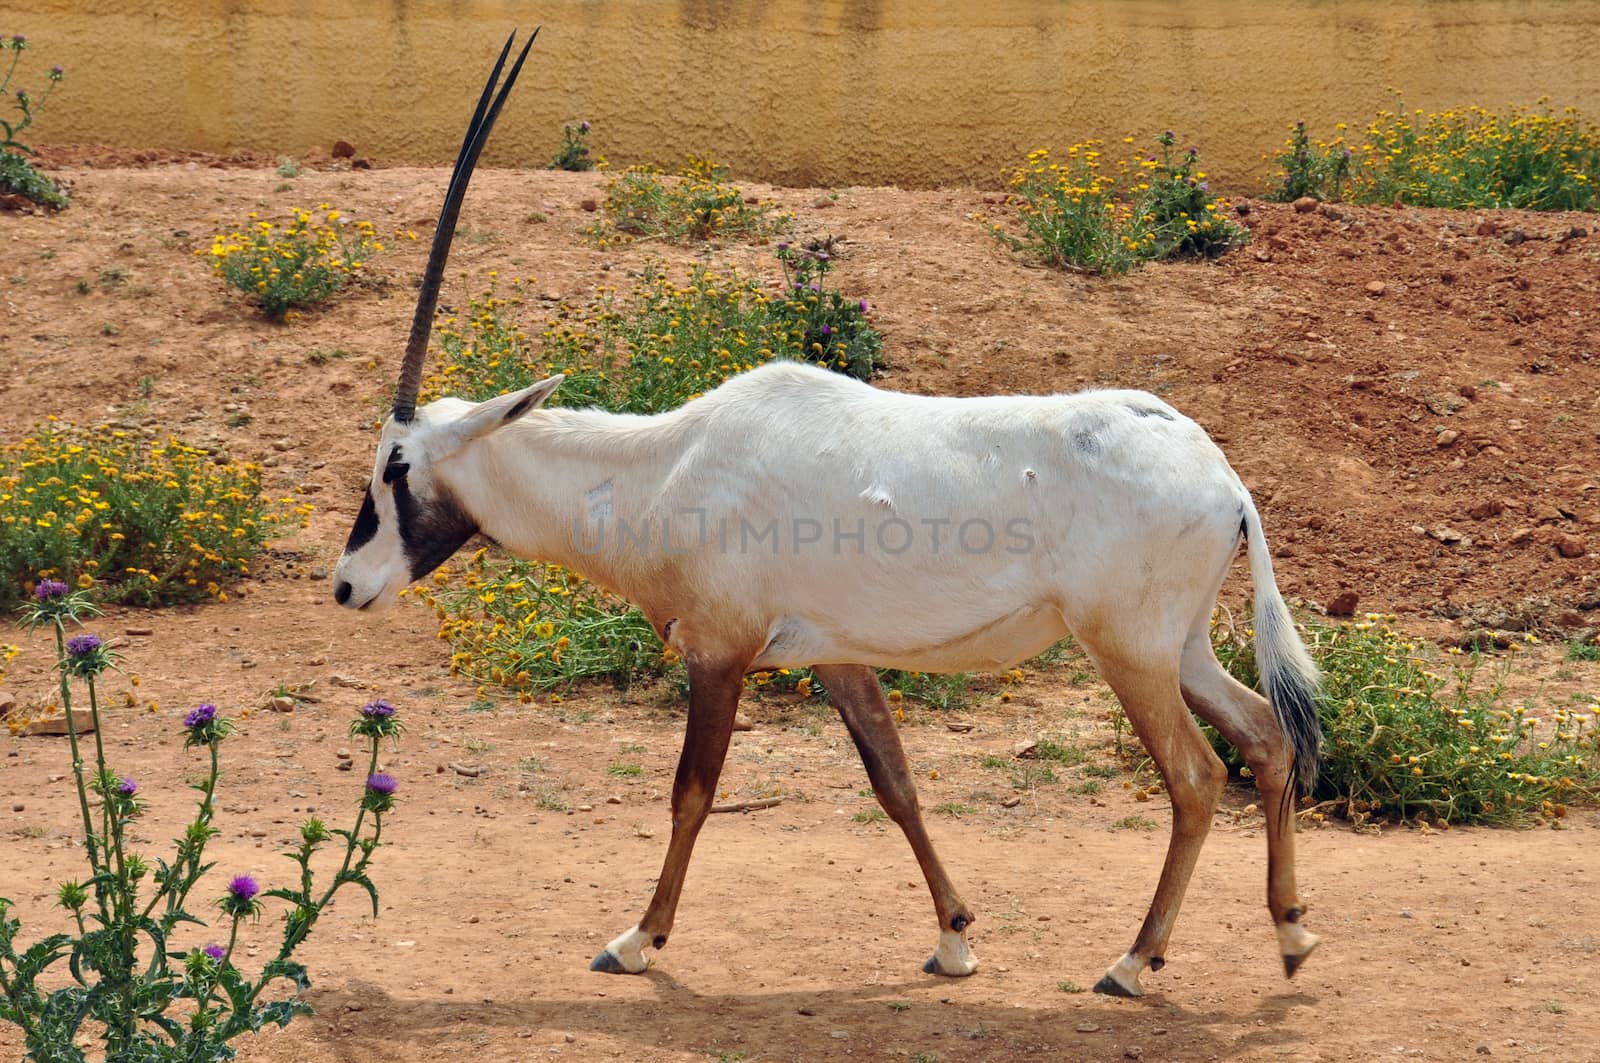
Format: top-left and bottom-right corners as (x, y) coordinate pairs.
(1435, 429), (1460, 447)
(1325, 590), (1359, 617)
(577, 804), (594, 813)
(605, 796), (622, 805)
(124, 627), (154, 636)
(1234, 202), (1251, 216)
(336, 748), (352, 760)
(946, 721), (975, 733)
(267, 696), (296, 713)
(1365, 280), (1387, 296)
(1556, 535), (1586, 559)
(351, 158), (371, 170)
(330, 674), (365, 689)
(1291, 196), (1318, 213)
(1475, 218), (1499, 237)
(1013, 740), (1039, 759)
(1510, 527), (1534, 545)
(250, 829), (268, 838)
(1126, 1049), (1144, 1060)
(336, 760), (353, 772)
(11, 803), (22, 812)
(1001, 796), (1022, 809)
(732, 712), (754, 732)
(1400, 909), (1414, 918)
(1267, 235), (1290, 252)
(1467, 499), (1504, 520)
(1429, 526), (1463, 545)
(564, 1033), (576, 1044)
(449, 762), (485, 778)
(331, 140), (356, 158)
(830, 1030), (849, 1040)
(1076, 1021), (1100, 1033)
(812, 196), (835, 209)
(579, 198), (599, 212)
(309, 567), (328, 581)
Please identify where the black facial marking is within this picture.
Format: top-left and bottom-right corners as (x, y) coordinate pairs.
(652, 934), (667, 950)
(393, 475), (479, 581)
(1127, 402), (1175, 421)
(950, 915), (968, 933)
(1285, 906), (1302, 924)
(1149, 955), (1166, 972)
(343, 488), (380, 553)
(383, 445), (410, 485)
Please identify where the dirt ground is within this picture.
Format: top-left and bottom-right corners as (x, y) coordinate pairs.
(2, 156), (1599, 1062)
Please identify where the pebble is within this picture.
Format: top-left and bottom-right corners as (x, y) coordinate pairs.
(1291, 196), (1318, 213)
(1435, 429), (1459, 447)
(1365, 280), (1386, 296)
(1076, 1021), (1100, 1033)
(336, 748), (352, 760)
(1325, 590), (1359, 617)
(125, 627), (153, 636)
(1556, 535), (1586, 558)
(605, 796), (622, 805)
(577, 804), (594, 812)
(11, 803), (22, 812)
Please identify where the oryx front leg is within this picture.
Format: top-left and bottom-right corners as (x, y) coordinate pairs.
(590, 655), (744, 975)
(813, 665), (978, 977)
(1092, 663), (1226, 998)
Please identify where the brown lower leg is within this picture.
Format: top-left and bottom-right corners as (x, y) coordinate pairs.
(635, 657), (745, 945)
(1108, 669), (1226, 965)
(813, 664), (975, 933)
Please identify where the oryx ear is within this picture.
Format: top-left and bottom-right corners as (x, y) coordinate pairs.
(449, 375), (565, 447)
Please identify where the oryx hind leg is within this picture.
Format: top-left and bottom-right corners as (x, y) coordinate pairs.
(590, 654), (745, 975)
(1180, 628), (1319, 977)
(1087, 654), (1226, 998)
(812, 664), (979, 977)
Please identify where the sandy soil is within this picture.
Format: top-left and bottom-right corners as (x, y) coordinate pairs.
(2, 159), (1599, 1062)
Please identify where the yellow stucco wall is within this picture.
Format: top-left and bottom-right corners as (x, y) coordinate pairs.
(8, 1), (1600, 190)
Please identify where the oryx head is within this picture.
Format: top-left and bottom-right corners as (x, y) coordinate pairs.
(333, 29), (560, 611)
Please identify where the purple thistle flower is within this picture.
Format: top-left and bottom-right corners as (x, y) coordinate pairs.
(66, 634), (103, 657)
(366, 773), (398, 796)
(858, 299), (870, 314)
(579, 120), (591, 133)
(360, 699), (396, 720)
(117, 777), (138, 797)
(227, 875), (259, 904)
(51, 64), (62, 75)
(11, 34), (25, 46)
(819, 324), (833, 337)
(203, 943), (225, 960)
(15, 89), (26, 103)
(184, 703), (217, 728)
(809, 283), (820, 293)
(776, 242), (790, 251)
(33, 579), (69, 601)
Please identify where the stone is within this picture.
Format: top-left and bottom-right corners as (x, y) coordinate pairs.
(1291, 196), (1318, 213)
(1435, 430), (1460, 447)
(1325, 590), (1359, 617)
(20, 710), (95, 737)
(1365, 280), (1386, 296)
(579, 198), (599, 212)
(331, 140), (356, 158)
(1556, 535), (1586, 559)
(1466, 499), (1505, 520)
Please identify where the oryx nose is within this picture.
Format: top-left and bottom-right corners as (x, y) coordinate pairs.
(334, 580), (353, 606)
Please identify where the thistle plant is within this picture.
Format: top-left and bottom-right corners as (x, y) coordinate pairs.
(549, 120), (598, 171)
(0, 33), (68, 209)
(0, 580), (402, 1061)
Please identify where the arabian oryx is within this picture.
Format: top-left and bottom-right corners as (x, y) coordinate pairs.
(333, 30), (1324, 998)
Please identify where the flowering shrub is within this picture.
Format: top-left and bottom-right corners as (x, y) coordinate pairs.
(1209, 612), (1599, 824)
(425, 255), (879, 415)
(0, 583), (401, 1059)
(993, 133), (1244, 276)
(417, 550), (663, 697)
(591, 155), (790, 245)
(549, 119), (600, 171)
(0, 33), (68, 209)
(202, 205), (399, 321)
(1273, 100), (1599, 210)
(0, 422), (301, 611)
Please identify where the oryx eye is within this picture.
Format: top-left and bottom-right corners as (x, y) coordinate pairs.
(382, 461), (410, 485)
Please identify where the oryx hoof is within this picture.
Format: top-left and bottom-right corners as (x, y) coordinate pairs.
(921, 929), (979, 977)
(1092, 972), (1142, 997)
(1093, 952), (1146, 998)
(589, 925), (651, 974)
(1277, 921), (1320, 978)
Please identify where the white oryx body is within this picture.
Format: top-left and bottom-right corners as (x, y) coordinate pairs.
(335, 32), (1324, 1000)
(386, 362), (1247, 679)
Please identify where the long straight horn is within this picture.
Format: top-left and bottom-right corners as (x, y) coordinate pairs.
(391, 27), (538, 423)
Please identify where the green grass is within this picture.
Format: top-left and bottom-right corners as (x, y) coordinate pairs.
(606, 762), (643, 778)
(590, 155), (789, 245)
